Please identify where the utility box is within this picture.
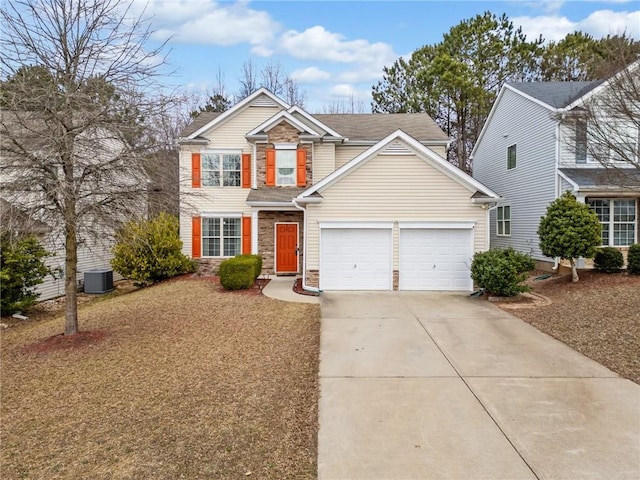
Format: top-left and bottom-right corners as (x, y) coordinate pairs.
(84, 269), (114, 294)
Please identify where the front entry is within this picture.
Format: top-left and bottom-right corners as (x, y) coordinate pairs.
(276, 223), (299, 273)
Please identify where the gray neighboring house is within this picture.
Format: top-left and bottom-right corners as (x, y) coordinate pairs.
(472, 68), (639, 268)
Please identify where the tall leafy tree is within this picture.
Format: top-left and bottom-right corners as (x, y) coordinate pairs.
(372, 12), (542, 173)
(0, 0), (176, 335)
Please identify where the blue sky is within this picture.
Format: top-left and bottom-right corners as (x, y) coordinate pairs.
(134, 1), (640, 112)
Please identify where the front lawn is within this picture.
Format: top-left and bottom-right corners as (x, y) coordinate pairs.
(1, 279), (321, 479)
(495, 271), (640, 384)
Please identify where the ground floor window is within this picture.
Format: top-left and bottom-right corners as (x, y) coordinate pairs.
(587, 198), (637, 246)
(202, 217), (241, 257)
(497, 205), (511, 236)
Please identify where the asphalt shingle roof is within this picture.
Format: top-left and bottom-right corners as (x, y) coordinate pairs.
(560, 168), (640, 190)
(507, 80), (604, 108)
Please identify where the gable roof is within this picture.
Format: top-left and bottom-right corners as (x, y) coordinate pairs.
(506, 81), (603, 109)
(180, 88), (290, 140)
(298, 129), (498, 200)
(179, 112), (221, 137)
(314, 113), (449, 143)
(246, 110), (322, 138)
(559, 168), (640, 192)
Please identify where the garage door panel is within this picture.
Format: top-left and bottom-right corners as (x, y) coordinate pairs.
(321, 228), (392, 290)
(400, 228), (473, 291)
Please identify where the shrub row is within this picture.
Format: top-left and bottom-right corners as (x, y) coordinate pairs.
(219, 254), (263, 290)
(594, 244), (640, 275)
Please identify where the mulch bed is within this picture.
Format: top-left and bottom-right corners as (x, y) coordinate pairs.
(293, 278), (320, 296)
(22, 330), (109, 354)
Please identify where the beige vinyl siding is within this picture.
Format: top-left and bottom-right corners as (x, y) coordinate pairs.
(313, 143), (335, 183)
(37, 236), (122, 301)
(473, 88), (557, 261)
(427, 145), (447, 158)
(334, 145), (369, 168)
(203, 106), (281, 148)
(305, 153), (486, 270)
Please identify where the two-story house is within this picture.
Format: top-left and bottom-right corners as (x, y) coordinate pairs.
(178, 88), (499, 291)
(472, 63), (640, 268)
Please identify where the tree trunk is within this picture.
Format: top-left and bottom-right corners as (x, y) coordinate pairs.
(569, 258), (579, 283)
(64, 194), (79, 335)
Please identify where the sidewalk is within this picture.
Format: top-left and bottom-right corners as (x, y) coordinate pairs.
(261, 275), (320, 304)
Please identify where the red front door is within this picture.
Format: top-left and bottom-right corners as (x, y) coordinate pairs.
(276, 223), (298, 273)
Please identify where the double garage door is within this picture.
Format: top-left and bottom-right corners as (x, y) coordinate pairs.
(320, 225), (473, 291)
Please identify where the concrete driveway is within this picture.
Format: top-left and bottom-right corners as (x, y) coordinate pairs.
(318, 292), (640, 480)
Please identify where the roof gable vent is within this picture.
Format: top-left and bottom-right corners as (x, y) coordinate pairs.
(380, 141), (413, 156)
(251, 95), (278, 108)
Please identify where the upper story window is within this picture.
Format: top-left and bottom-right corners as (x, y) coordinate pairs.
(587, 198), (637, 246)
(507, 144), (517, 170)
(276, 148), (296, 185)
(201, 152), (241, 187)
(497, 205), (511, 236)
(584, 122), (639, 165)
(575, 119), (587, 164)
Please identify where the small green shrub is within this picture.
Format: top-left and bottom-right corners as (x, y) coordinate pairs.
(470, 247), (535, 297)
(111, 213), (195, 286)
(628, 243), (640, 275)
(593, 247), (624, 273)
(237, 254), (263, 280)
(1, 232), (51, 315)
(219, 256), (255, 290)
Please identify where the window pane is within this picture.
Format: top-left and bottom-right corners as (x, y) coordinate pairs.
(223, 154), (240, 170)
(202, 170), (219, 186)
(601, 224), (610, 246)
(202, 218), (218, 237)
(614, 224), (635, 246)
(614, 200), (635, 222)
(588, 199), (610, 222)
(504, 221), (511, 236)
(497, 207), (503, 221)
(202, 238), (220, 257)
(223, 171), (240, 186)
(223, 238), (241, 256)
(202, 154), (219, 170)
(276, 150), (296, 185)
(575, 120), (587, 164)
(504, 205), (510, 219)
(223, 218), (240, 237)
(507, 145), (516, 169)
(497, 222), (504, 235)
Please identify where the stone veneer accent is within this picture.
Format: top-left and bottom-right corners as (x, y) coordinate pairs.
(256, 121), (312, 187)
(305, 270), (319, 288)
(194, 258), (223, 275)
(393, 270), (399, 290)
(258, 211), (304, 273)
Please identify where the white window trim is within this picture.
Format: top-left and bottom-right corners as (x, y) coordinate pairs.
(496, 205), (511, 237)
(201, 214), (243, 258)
(201, 149), (242, 187)
(588, 198), (637, 247)
(274, 144), (297, 186)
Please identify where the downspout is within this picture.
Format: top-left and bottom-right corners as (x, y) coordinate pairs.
(552, 117), (563, 270)
(292, 198), (321, 293)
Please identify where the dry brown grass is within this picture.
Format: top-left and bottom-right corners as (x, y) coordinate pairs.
(1, 279), (320, 479)
(496, 270), (640, 384)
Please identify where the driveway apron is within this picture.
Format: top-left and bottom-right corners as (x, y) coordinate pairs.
(318, 291), (640, 480)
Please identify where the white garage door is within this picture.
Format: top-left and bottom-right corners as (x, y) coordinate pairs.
(399, 228), (473, 291)
(320, 228), (392, 290)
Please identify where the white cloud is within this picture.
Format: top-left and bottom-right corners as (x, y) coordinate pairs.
(141, 0), (280, 46)
(328, 84), (370, 101)
(513, 9), (640, 43)
(291, 67), (331, 83)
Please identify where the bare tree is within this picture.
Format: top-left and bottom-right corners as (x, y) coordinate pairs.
(236, 58), (306, 106)
(560, 60), (640, 186)
(237, 58), (259, 99)
(0, 0), (176, 335)
(320, 94), (368, 114)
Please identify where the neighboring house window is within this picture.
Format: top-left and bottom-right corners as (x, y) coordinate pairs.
(202, 217), (241, 257)
(575, 119), (587, 164)
(497, 205), (511, 236)
(202, 152), (241, 187)
(276, 147), (296, 185)
(587, 198), (637, 246)
(507, 144), (516, 170)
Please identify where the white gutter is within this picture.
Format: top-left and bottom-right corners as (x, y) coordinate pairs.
(292, 198), (321, 294)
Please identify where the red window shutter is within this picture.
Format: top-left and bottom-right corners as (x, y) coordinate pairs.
(192, 216), (201, 258)
(265, 148), (276, 186)
(296, 149), (307, 187)
(242, 216), (252, 254)
(191, 153), (201, 188)
(241, 153), (251, 188)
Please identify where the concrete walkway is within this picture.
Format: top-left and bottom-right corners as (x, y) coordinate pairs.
(318, 292), (640, 480)
(261, 275), (320, 304)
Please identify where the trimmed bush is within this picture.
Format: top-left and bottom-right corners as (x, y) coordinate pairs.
(593, 247), (624, 273)
(219, 256), (255, 290)
(111, 213), (195, 286)
(1, 233), (51, 315)
(628, 244), (640, 275)
(470, 247), (535, 297)
(237, 254), (263, 280)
